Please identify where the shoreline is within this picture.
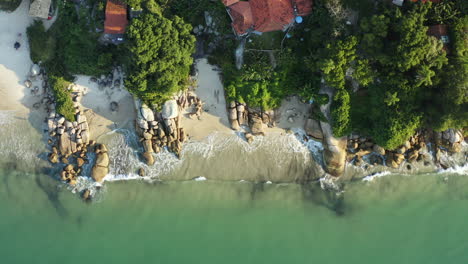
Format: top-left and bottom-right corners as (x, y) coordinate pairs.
(0, 3), (466, 195)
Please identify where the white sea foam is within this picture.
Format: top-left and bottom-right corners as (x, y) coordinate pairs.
(97, 127), (325, 182)
(437, 163), (468, 175)
(103, 173), (153, 182)
(362, 171), (393, 182)
(193, 176), (207, 181)
(0, 110), (15, 126)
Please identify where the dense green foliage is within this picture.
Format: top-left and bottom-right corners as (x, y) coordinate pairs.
(49, 77), (76, 122)
(224, 53), (284, 110)
(26, 21), (55, 63)
(26, 0), (116, 120)
(48, 1), (115, 76)
(0, 0), (21, 12)
(124, 13), (195, 105)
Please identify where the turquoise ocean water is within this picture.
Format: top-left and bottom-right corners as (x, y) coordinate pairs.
(1, 168), (468, 264)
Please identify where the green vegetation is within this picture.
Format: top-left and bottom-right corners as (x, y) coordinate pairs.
(26, 0), (116, 120)
(213, 0), (466, 149)
(47, 0), (115, 76)
(49, 77), (76, 122)
(124, 13), (195, 105)
(0, 0), (21, 12)
(26, 21), (55, 63)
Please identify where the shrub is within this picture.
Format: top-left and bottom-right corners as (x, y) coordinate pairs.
(26, 21), (55, 63)
(49, 77), (76, 122)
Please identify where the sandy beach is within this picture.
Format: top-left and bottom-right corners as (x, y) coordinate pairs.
(182, 58), (311, 141)
(0, 0), (32, 113)
(75, 74), (136, 140)
(0, 0), (134, 141)
(181, 59), (233, 140)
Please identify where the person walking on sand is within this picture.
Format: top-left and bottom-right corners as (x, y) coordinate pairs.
(14, 33), (22, 50)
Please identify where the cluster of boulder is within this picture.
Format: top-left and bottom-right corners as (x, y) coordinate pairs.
(346, 134), (429, 169)
(305, 113), (466, 175)
(60, 164), (79, 186)
(46, 110), (94, 185)
(346, 129), (465, 170)
(228, 101), (275, 141)
(90, 68), (122, 90)
(135, 96), (193, 165)
(434, 129), (464, 153)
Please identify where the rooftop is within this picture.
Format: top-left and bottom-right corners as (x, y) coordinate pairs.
(224, 0), (313, 35)
(104, 0), (128, 35)
(29, 0), (52, 19)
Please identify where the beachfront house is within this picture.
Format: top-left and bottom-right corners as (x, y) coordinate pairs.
(29, 0), (52, 19)
(103, 0), (128, 44)
(222, 0), (313, 36)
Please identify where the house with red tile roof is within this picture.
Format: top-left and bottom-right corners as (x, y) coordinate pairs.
(104, 0), (128, 43)
(223, 0), (313, 35)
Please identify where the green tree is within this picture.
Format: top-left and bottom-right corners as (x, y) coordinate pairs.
(26, 21), (56, 63)
(124, 13), (195, 105)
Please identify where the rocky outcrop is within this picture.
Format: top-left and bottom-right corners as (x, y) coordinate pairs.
(435, 128), (464, 153)
(44, 105), (93, 185)
(91, 144), (109, 183)
(304, 119), (323, 140)
(321, 121), (347, 177)
(249, 113), (265, 136)
(135, 95), (193, 164)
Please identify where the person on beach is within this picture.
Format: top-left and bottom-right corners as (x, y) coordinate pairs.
(14, 33), (22, 50)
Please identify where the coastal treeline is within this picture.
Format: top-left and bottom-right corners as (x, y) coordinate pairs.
(122, 8), (195, 106)
(24, 0), (466, 150)
(213, 0), (466, 150)
(26, 0), (195, 116)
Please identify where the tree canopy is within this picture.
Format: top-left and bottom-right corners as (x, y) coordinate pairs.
(124, 13), (195, 105)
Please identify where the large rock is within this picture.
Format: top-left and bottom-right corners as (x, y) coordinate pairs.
(95, 153), (109, 167)
(304, 119), (323, 140)
(320, 121), (347, 177)
(137, 118), (149, 130)
(162, 100), (179, 119)
(91, 165), (109, 183)
(143, 152), (155, 165)
(230, 119), (240, 131)
(142, 139), (154, 153)
(59, 133), (72, 156)
(249, 115), (265, 136)
(48, 152), (59, 164)
(30, 64), (40, 77)
(442, 129), (463, 144)
(228, 108), (237, 120)
(140, 104), (155, 122)
(373, 144), (386, 156)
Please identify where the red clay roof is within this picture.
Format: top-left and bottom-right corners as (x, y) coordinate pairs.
(225, 0), (313, 35)
(229, 2), (254, 35)
(104, 0), (128, 35)
(250, 0), (294, 33)
(222, 0), (240, 6)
